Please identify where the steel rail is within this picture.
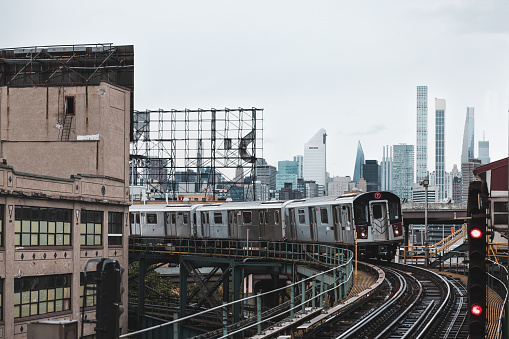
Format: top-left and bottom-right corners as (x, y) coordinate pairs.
(335, 268), (407, 339)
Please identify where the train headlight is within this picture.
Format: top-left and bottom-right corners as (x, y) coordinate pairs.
(361, 232), (366, 238)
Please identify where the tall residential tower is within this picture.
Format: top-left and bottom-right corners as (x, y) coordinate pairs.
(435, 99), (446, 201)
(416, 86), (428, 182)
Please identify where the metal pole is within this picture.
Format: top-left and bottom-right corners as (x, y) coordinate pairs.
(173, 312), (179, 339)
(425, 183), (429, 267)
(257, 292), (262, 334)
(506, 110), (509, 339)
(290, 283), (295, 318)
(355, 232), (358, 279)
(223, 302), (228, 337)
(301, 281), (306, 312)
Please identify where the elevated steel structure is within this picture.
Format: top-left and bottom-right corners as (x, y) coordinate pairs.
(131, 108), (263, 201)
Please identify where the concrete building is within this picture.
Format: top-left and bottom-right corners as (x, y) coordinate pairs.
(303, 129), (327, 196)
(461, 107), (475, 164)
(435, 99), (446, 201)
(411, 184), (438, 203)
(0, 44), (133, 338)
(255, 159), (276, 191)
(416, 86), (428, 183)
(461, 158), (482, 202)
(327, 176), (352, 196)
(393, 144), (414, 201)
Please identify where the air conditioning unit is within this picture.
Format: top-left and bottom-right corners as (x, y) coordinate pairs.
(28, 320), (77, 339)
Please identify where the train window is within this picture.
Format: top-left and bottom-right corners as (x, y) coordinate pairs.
(275, 210), (280, 225)
(193, 213), (197, 225)
(243, 211), (252, 224)
(346, 206), (352, 225)
(259, 211), (265, 224)
(171, 214), (176, 224)
(136, 214), (140, 223)
(183, 213), (189, 225)
(130, 214), (134, 223)
(389, 201), (400, 223)
(354, 203), (369, 225)
(372, 204), (383, 219)
(320, 208), (329, 224)
(147, 214), (158, 224)
(214, 212), (223, 224)
(494, 202), (508, 225)
(298, 209), (306, 224)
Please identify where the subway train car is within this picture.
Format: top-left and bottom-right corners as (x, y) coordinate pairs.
(129, 191), (403, 259)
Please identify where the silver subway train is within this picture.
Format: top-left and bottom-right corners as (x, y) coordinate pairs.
(129, 191), (403, 259)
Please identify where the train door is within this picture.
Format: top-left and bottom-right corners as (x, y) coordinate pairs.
(130, 212), (141, 236)
(370, 201), (389, 241)
(333, 206), (342, 243)
(167, 212), (177, 236)
(201, 211), (210, 237)
(341, 205), (354, 243)
(309, 207), (318, 241)
(288, 209), (296, 240)
(228, 210), (239, 238)
(259, 210), (266, 239)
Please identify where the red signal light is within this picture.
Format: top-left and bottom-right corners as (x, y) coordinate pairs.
(470, 228), (483, 239)
(471, 304), (483, 316)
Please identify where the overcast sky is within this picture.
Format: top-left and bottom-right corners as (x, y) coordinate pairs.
(3, 0), (509, 178)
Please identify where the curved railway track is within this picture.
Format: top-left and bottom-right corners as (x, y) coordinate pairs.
(306, 262), (468, 339)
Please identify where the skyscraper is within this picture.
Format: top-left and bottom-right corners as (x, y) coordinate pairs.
(380, 145), (393, 191)
(303, 129), (327, 195)
(363, 160), (379, 192)
(393, 144), (414, 201)
(478, 140), (490, 165)
(461, 159), (482, 202)
(293, 155), (304, 179)
(435, 98), (446, 201)
(353, 141), (364, 183)
(276, 160), (299, 191)
(416, 86), (428, 182)
(461, 107), (475, 164)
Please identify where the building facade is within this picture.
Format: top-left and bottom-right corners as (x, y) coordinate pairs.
(435, 99), (446, 201)
(255, 159), (277, 191)
(416, 86), (428, 183)
(461, 158), (482, 202)
(303, 129), (327, 196)
(293, 155), (304, 179)
(392, 144), (415, 201)
(0, 82), (130, 338)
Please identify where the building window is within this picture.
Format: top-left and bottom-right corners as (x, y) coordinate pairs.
(80, 272), (98, 308)
(108, 212), (123, 246)
(15, 206), (72, 247)
(14, 274), (71, 318)
(65, 96), (75, 115)
(81, 210), (103, 246)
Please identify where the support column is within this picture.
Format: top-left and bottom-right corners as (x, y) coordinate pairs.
(179, 258), (189, 319)
(137, 258), (147, 330)
(232, 264), (242, 323)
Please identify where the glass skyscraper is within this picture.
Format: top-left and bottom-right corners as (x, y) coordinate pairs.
(393, 144), (414, 201)
(416, 86), (428, 182)
(478, 140), (490, 165)
(353, 141), (364, 183)
(435, 99), (446, 201)
(303, 129), (327, 195)
(461, 107), (475, 164)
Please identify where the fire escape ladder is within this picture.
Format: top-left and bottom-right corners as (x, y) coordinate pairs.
(61, 114), (73, 141)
